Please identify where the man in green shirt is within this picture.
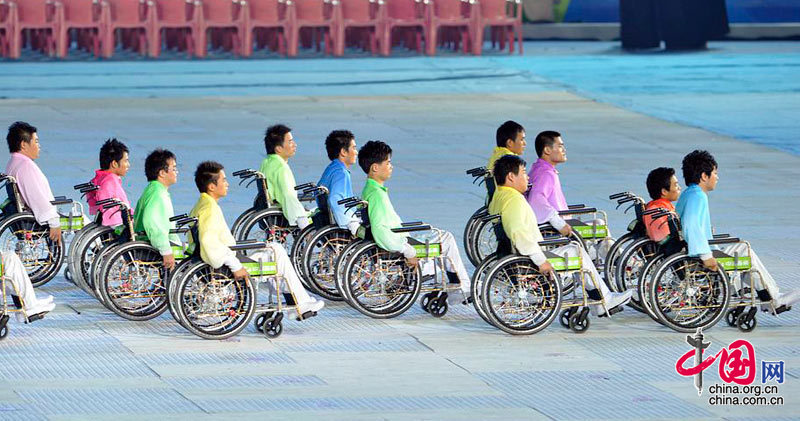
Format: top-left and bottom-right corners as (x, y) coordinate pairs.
(133, 149), (180, 270)
(259, 124), (311, 229)
(358, 141), (471, 299)
(489, 154), (632, 316)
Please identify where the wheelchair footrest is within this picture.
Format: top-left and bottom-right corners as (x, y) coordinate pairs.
(25, 312), (47, 324)
(297, 311), (317, 321)
(599, 305), (624, 318)
(774, 305), (791, 315)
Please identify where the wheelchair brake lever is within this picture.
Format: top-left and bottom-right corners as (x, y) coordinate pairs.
(624, 204), (635, 214)
(245, 178), (257, 189)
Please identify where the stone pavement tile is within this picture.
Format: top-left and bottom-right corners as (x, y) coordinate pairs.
(653, 380), (799, 420)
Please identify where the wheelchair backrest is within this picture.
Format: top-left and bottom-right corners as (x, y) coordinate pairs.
(493, 218), (513, 258)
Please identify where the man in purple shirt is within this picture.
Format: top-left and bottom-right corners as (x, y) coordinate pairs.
(526, 131), (570, 236)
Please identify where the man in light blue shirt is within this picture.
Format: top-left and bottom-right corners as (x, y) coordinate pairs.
(317, 130), (360, 235)
(677, 150), (798, 313)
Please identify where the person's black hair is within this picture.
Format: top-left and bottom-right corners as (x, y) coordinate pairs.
(99, 138), (129, 170)
(264, 124), (292, 155)
(195, 161), (224, 193)
(646, 167), (676, 200)
(493, 155), (527, 186)
(681, 150), (718, 185)
(325, 130), (354, 161)
(357, 140), (392, 174)
(495, 120), (524, 148)
(534, 130), (561, 158)
(144, 149), (176, 182)
(6, 121), (37, 153)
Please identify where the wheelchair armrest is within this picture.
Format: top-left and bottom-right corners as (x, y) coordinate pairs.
(391, 224), (431, 233)
(558, 207), (597, 216)
(73, 182), (94, 190)
(709, 237), (741, 245)
(169, 213), (189, 222)
(539, 237), (570, 247)
(230, 241), (267, 251)
(609, 192), (631, 200)
(713, 234), (730, 239)
(567, 204), (585, 209)
(294, 182), (315, 191)
(401, 221), (424, 227)
(51, 198), (73, 206)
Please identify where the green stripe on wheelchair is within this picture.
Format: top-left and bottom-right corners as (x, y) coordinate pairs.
(547, 255), (582, 271)
(59, 216), (85, 230)
(171, 245), (186, 260)
(573, 225), (608, 239)
(243, 261), (278, 276)
(717, 256), (752, 271)
(413, 243), (441, 258)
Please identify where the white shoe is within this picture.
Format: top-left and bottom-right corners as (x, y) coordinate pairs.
(37, 294), (54, 305)
(595, 289), (633, 316)
(776, 289), (800, 309)
(299, 299), (324, 314)
(18, 301), (56, 323)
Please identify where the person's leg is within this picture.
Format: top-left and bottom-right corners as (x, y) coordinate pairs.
(2, 252), (55, 317)
(723, 243), (799, 309)
(435, 229), (471, 295)
(552, 244), (632, 313)
(254, 245), (321, 310)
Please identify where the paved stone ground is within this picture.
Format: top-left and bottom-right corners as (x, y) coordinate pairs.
(0, 42), (798, 420)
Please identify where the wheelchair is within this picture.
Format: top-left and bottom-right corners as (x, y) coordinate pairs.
(62, 182), (101, 284)
(333, 199), (461, 319)
(474, 217), (626, 335)
(462, 166), (494, 267)
(230, 169), (317, 269)
(641, 211), (777, 333)
(92, 209), (194, 321)
(168, 235), (319, 340)
(0, 173), (86, 287)
(602, 192), (648, 292)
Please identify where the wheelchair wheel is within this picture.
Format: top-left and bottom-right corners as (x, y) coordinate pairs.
(0, 213), (64, 287)
(289, 224), (318, 289)
(615, 237), (658, 313)
(334, 239), (369, 304)
(602, 231), (635, 292)
(463, 206), (487, 267)
(480, 255), (563, 335)
(65, 222), (97, 284)
(637, 253), (667, 323)
(237, 208), (298, 253)
(97, 242), (169, 321)
(342, 241), (422, 319)
(89, 239), (121, 306)
(648, 253), (730, 333)
(467, 216), (498, 268)
(173, 261), (257, 340)
(303, 226), (352, 301)
(471, 252), (502, 327)
(167, 257), (200, 328)
(73, 225), (117, 296)
(231, 207), (256, 239)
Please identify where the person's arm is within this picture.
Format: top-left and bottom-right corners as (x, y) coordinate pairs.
(95, 176), (120, 226)
(681, 194), (712, 258)
(275, 165), (308, 227)
(328, 170), (360, 233)
(504, 203), (547, 266)
(368, 194), (415, 258)
(527, 171), (567, 230)
(17, 164), (59, 227)
(141, 193), (172, 256)
(197, 206), (242, 271)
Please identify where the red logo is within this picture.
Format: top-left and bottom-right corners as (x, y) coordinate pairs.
(676, 339), (756, 385)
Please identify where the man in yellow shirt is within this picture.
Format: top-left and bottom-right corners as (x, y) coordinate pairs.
(487, 120), (526, 173)
(189, 161), (324, 317)
(488, 155), (632, 316)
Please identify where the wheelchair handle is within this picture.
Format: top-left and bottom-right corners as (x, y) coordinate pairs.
(53, 195), (67, 200)
(558, 207), (597, 216)
(713, 233), (730, 239)
(709, 237), (741, 245)
(641, 208), (666, 216)
(294, 182), (315, 191)
(230, 242), (268, 252)
(169, 213), (189, 222)
(337, 196), (360, 205)
(391, 224), (432, 233)
(79, 185), (100, 193)
(479, 213), (500, 222)
(651, 211), (672, 220)
(51, 198), (73, 206)
(174, 217), (197, 227)
(95, 198), (117, 206)
(609, 192), (632, 200)
(466, 166), (486, 176)
(169, 228), (190, 234)
(617, 197), (636, 205)
(401, 221), (424, 227)
(73, 182), (95, 190)
(538, 237), (570, 247)
(232, 169), (253, 177)
(567, 204), (585, 209)
(102, 201), (126, 210)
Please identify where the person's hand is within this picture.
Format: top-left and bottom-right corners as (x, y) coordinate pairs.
(162, 254), (176, 270)
(558, 224), (572, 237)
(538, 261), (555, 277)
(405, 257), (419, 267)
(702, 257), (718, 272)
(233, 268), (250, 280)
(49, 226), (62, 244)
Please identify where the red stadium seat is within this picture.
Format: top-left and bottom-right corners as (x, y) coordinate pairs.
(0, 0), (18, 58)
(59, 0), (106, 57)
(288, 0), (339, 57)
(148, 0), (202, 58)
(426, 0), (476, 55)
(473, 0), (522, 55)
(240, 0), (292, 56)
(101, 0), (152, 58)
(196, 0), (246, 57)
(336, 0), (383, 56)
(380, 0), (427, 56)
(7, 0), (62, 58)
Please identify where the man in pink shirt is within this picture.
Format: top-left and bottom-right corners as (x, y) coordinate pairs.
(86, 139), (131, 226)
(526, 131), (570, 235)
(2, 121), (56, 323)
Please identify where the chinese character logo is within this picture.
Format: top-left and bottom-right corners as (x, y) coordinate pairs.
(762, 361), (785, 384)
(675, 328), (757, 395)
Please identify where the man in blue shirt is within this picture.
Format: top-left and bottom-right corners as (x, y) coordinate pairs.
(318, 130), (361, 236)
(677, 150), (798, 313)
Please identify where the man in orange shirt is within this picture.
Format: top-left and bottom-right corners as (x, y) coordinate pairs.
(643, 167), (681, 243)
